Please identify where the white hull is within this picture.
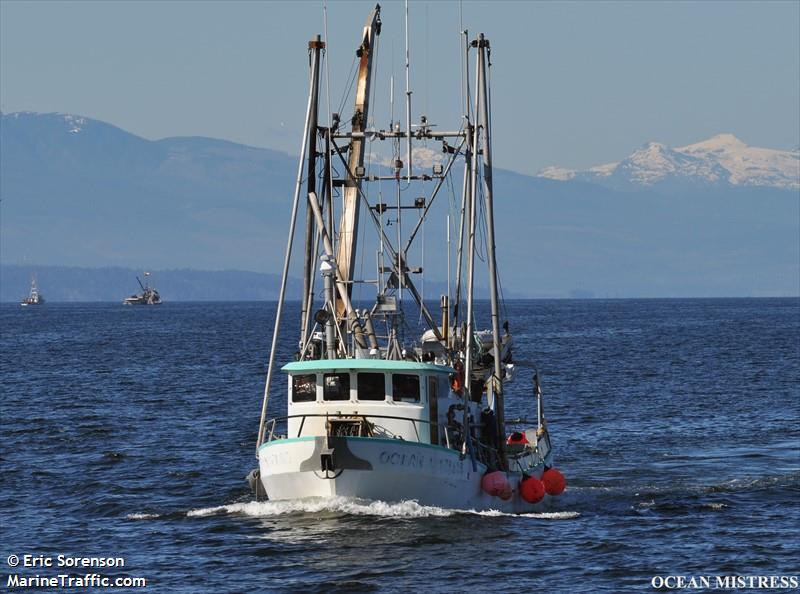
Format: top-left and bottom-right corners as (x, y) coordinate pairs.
(259, 436), (554, 513)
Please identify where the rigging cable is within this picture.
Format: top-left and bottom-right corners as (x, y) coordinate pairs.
(336, 54), (359, 127)
(475, 165), (488, 264)
(445, 165), (459, 308)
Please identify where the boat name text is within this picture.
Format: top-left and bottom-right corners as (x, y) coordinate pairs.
(379, 451), (464, 474)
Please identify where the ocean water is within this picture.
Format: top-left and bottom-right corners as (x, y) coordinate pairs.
(1, 299), (798, 593)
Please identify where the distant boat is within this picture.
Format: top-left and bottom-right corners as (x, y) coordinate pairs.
(20, 278), (45, 306)
(123, 272), (161, 305)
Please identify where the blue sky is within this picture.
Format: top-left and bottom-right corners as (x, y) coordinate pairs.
(1, 0), (798, 175)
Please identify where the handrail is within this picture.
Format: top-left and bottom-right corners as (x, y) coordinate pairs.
(263, 412), (540, 467)
(264, 412), (455, 449)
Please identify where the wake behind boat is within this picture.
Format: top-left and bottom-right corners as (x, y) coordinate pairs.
(123, 272), (161, 305)
(250, 4), (566, 513)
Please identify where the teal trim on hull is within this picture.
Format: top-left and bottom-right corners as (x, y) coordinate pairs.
(281, 359), (454, 374)
(259, 436), (316, 451)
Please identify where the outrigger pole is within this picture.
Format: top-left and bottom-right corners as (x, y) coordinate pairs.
(462, 33), (506, 470)
(300, 36), (325, 348)
(257, 34), (324, 452)
(463, 32), (481, 465)
(474, 34), (508, 470)
(453, 28), (471, 344)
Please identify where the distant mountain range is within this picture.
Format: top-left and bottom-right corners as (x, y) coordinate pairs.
(1, 111), (798, 299)
(0, 264), (478, 303)
(538, 133), (799, 190)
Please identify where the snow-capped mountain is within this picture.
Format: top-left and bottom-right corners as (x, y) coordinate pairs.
(538, 134), (799, 190)
(2, 112), (798, 298)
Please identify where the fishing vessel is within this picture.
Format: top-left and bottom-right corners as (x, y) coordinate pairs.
(123, 272), (161, 305)
(20, 278), (45, 306)
(251, 4), (566, 512)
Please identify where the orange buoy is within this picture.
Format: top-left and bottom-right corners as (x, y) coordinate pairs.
(520, 476), (545, 504)
(542, 468), (566, 496)
(450, 361), (465, 394)
(481, 471), (510, 497)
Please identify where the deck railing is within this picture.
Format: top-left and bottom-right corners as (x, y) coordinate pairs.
(264, 412), (455, 451)
(262, 413), (542, 470)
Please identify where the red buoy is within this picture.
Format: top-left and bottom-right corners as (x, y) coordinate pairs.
(481, 471), (509, 497)
(506, 431), (529, 445)
(520, 476), (545, 504)
(542, 468), (566, 496)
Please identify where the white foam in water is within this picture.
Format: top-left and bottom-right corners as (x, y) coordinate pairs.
(188, 497), (454, 518)
(127, 512), (160, 520)
(187, 497), (580, 520)
(518, 511), (581, 520)
(473, 509), (580, 519)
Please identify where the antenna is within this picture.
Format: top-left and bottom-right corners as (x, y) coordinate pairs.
(323, 0), (332, 130)
(459, 0), (466, 118)
(404, 0), (412, 182)
(447, 214), (451, 306)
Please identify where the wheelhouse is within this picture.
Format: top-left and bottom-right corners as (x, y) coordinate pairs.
(281, 359), (468, 447)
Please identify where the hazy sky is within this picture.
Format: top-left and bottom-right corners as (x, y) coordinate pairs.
(1, 0), (798, 175)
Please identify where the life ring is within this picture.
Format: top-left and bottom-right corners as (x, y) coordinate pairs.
(506, 431), (529, 445)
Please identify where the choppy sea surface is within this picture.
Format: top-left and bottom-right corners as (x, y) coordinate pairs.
(1, 299), (798, 592)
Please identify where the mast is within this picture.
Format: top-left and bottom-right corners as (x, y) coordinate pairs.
(256, 32), (324, 451)
(404, 0), (412, 183)
(474, 33), (507, 469)
(463, 39), (481, 456)
(453, 29), (471, 339)
(300, 35), (325, 347)
(335, 4), (381, 317)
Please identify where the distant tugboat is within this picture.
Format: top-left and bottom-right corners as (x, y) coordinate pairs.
(123, 272), (161, 305)
(20, 278), (45, 306)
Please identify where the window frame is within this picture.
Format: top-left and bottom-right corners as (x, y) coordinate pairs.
(291, 373), (318, 403)
(323, 371), (352, 402)
(357, 372), (387, 401)
(392, 373), (421, 403)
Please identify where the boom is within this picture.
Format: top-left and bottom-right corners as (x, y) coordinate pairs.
(335, 4), (381, 315)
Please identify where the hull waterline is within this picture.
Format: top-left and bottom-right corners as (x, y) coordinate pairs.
(259, 436), (555, 513)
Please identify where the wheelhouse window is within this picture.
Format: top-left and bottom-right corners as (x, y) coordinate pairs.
(292, 374), (316, 403)
(323, 372), (351, 401)
(392, 374), (420, 402)
(357, 372), (386, 401)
